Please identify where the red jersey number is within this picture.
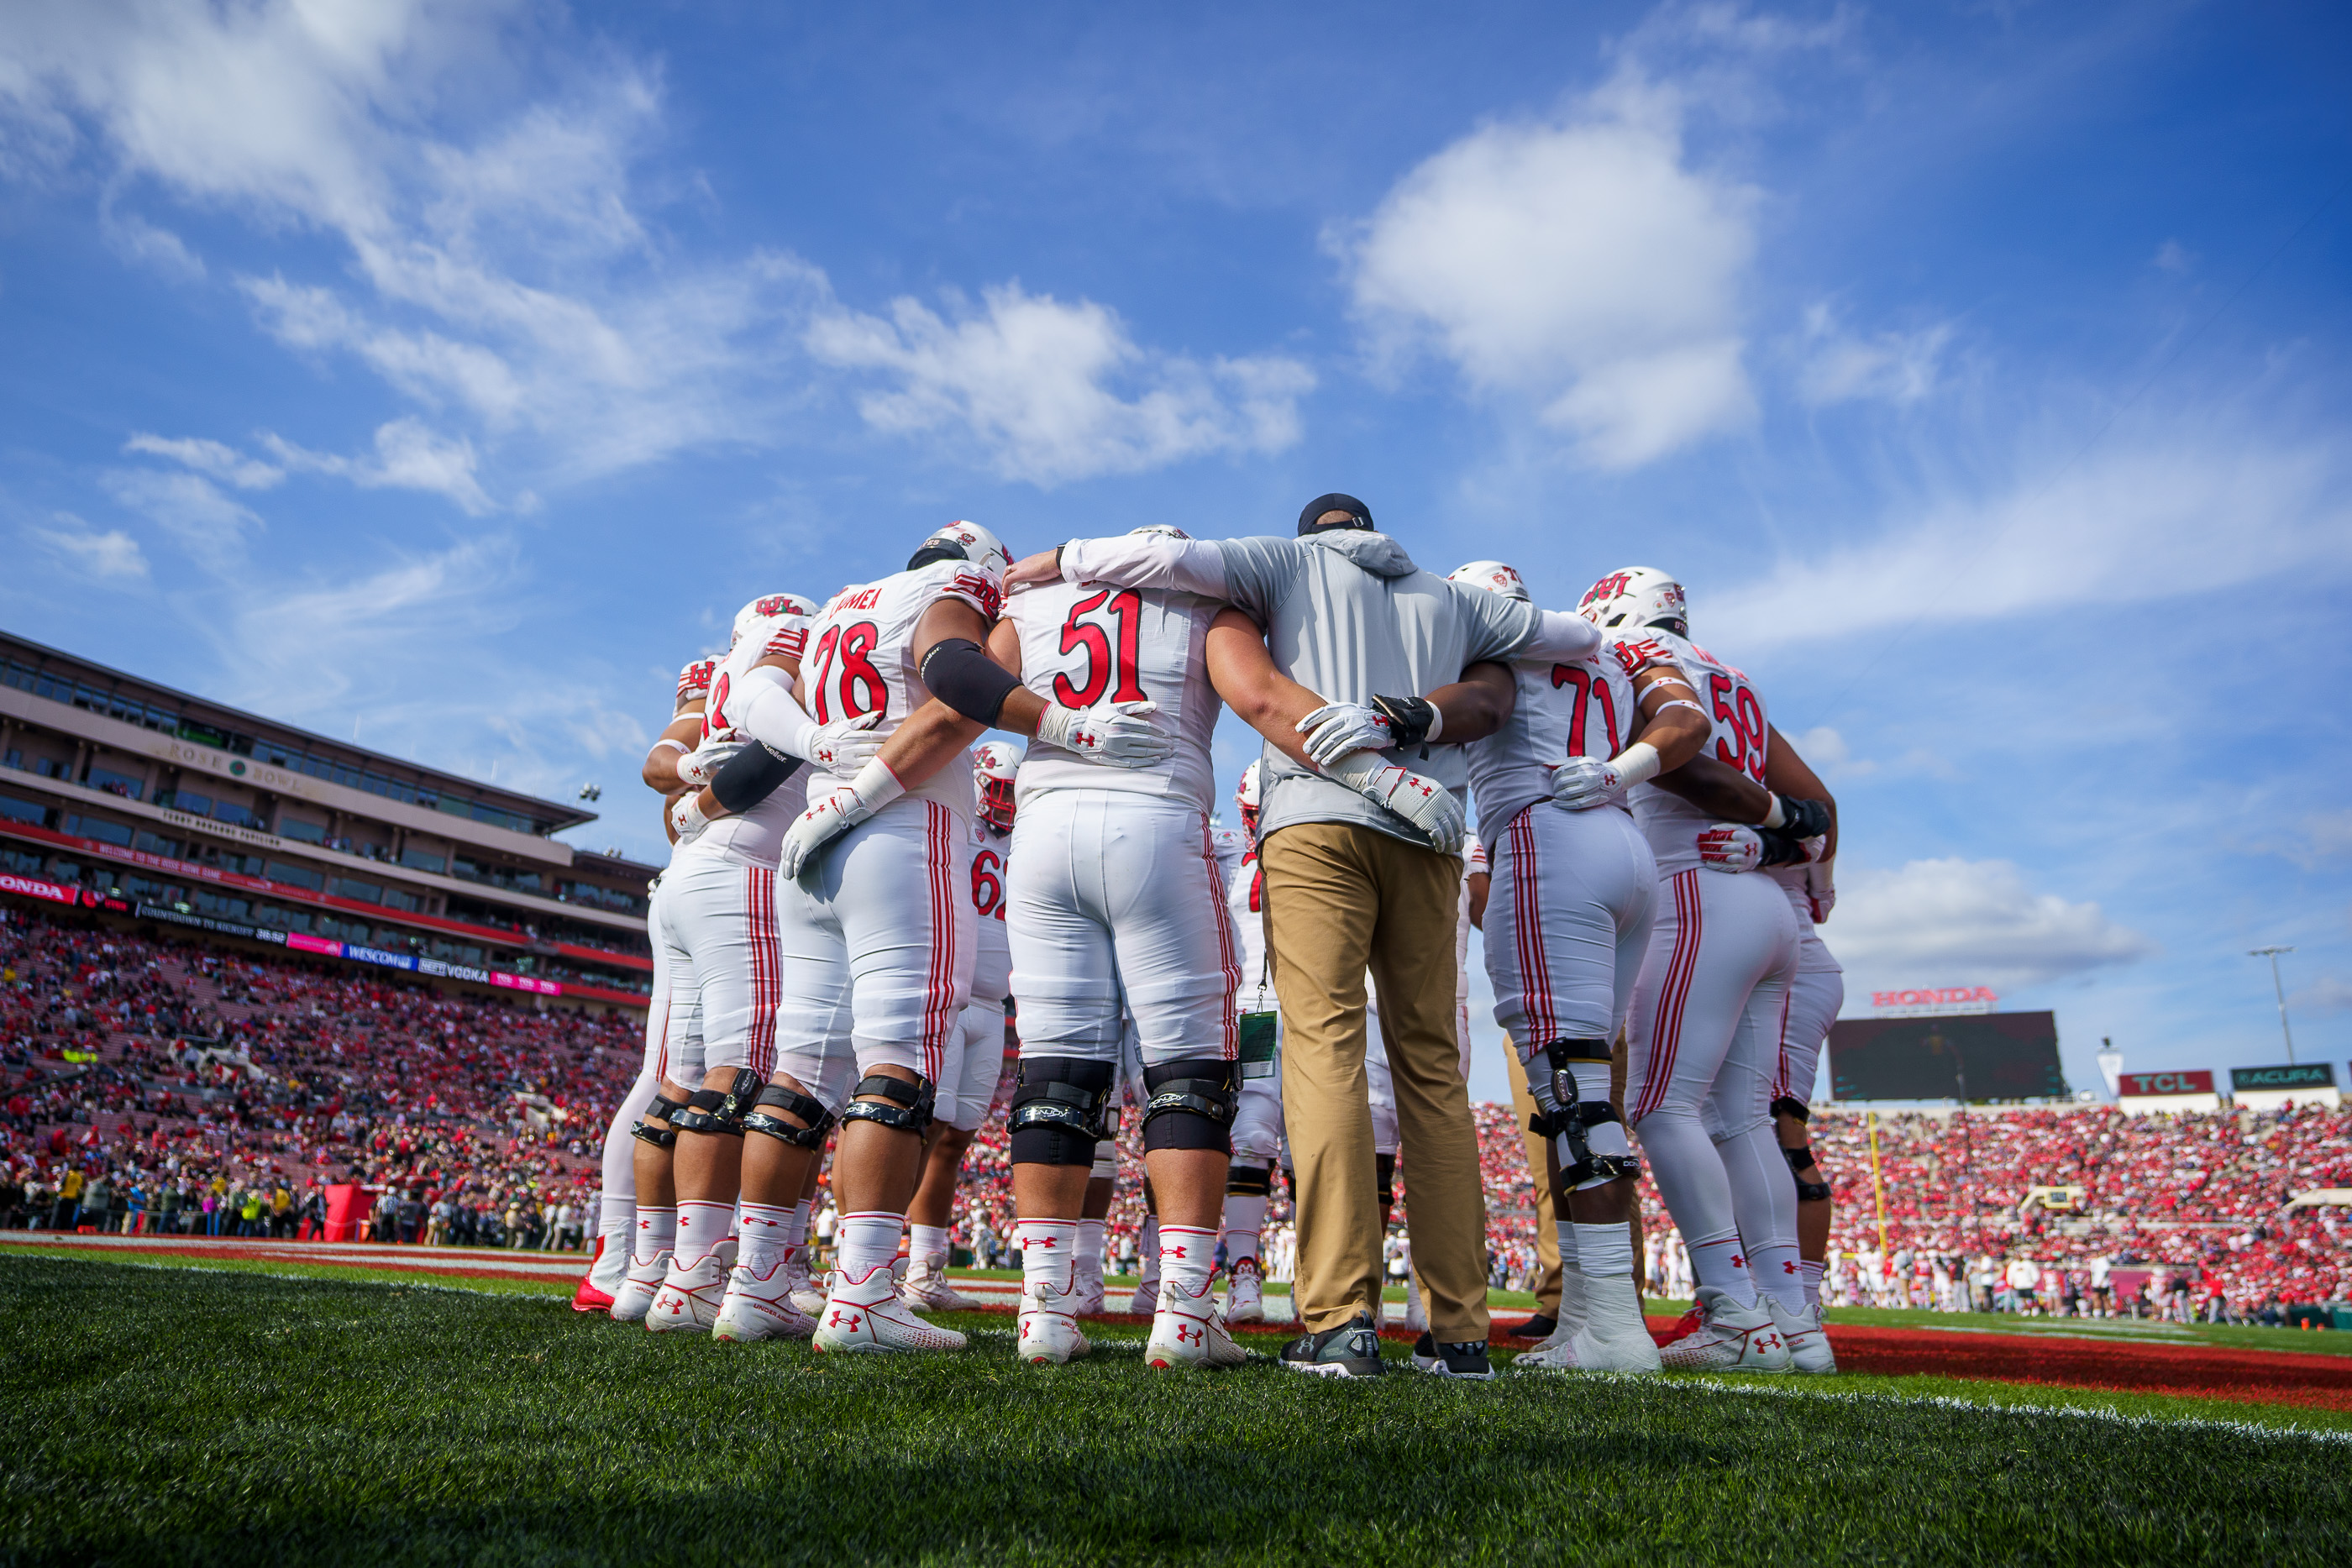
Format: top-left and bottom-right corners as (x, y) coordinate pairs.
(809, 621), (887, 724)
(971, 848), (1006, 920)
(702, 671), (731, 745)
(1709, 673), (1767, 781)
(1052, 590), (1148, 709)
(1549, 665), (1622, 760)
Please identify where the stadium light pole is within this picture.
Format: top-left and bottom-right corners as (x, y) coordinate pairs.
(2249, 947), (2297, 1065)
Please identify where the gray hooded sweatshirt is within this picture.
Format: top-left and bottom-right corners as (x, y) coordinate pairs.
(1055, 528), (1557, 847)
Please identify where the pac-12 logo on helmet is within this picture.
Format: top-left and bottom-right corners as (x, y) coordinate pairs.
(732, 592), (819, 648)
(1235, 758), (1263, 841)
(1446, 561), (1529, 601)
(973, 741), (1023, 833)
(1577, 567), (1687, 636)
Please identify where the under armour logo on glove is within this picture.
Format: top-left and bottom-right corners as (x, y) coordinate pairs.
(1038, 700), (1173, 769)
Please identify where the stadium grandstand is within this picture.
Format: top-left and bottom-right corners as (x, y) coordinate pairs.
(0, 628), (657, 1007)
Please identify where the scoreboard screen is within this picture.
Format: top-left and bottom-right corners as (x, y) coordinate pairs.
(1827, 1011), (2066, 1102)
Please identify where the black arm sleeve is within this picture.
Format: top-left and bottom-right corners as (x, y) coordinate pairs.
(917, 637), (1023, 724)
(710, 742), (804, 815)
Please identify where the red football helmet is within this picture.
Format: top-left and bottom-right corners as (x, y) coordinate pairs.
(973, 741), (1022, 832)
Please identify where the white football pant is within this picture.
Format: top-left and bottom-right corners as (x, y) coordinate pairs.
(659, 852), (776, 1078)
(1775, 944), (1844, 1105)
(1483, 804), (1657, 1048)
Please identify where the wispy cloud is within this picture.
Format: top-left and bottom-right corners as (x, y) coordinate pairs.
(1825, 857), (2155, 994)
(123, 433), (282, 490)
(261, 419), (494, 515)
(1793, 303), (1952, 406)
(26, 514), (148, 583)
(98, 468), (262, 569)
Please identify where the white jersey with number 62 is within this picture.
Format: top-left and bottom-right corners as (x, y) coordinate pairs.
(1000, 579), (1223, 813)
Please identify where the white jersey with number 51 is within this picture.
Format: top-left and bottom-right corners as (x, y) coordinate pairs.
(1001, 579), (1223, 813)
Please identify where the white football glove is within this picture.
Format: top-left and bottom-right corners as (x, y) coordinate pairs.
(779, 758), (907, 881)
(675, 739), (747, 789)
(1324, 751), (1464, 853)
(806, 715), (887, 774)
(1697, 824), (1763, 872)
(1296, 703), (1394, 768)
(669, 792), (713, 844)
(1548, 741), (1661, 812)
(1037, 700), (1174, 769)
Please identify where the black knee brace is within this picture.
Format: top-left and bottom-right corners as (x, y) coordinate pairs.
(1528, 1038), (1637, 1184)
(1140, 1058), (1238, 1153)
(1009, 1057), (1115, 1165)
(1226, 1162), (1274, 1198)
(629, 1092), (689, 1149)
(838, 1073), (934, 1135)
(1772, 1094), (1811, 1123)
(743, 1084), (834, 1150)
(670, 1068), (764, 1136)
(1783, 1143), (1831, 1202)
(1376, 1151), (1395, 1213)
(1794, 1177), (1832, 1203)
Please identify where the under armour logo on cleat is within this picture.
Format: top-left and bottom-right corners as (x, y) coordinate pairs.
(828, 1310), (862, 1331)
(1179, 1325), (1203, 1345)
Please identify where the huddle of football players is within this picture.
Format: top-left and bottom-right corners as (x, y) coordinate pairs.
(571, 508), (1842, 1379)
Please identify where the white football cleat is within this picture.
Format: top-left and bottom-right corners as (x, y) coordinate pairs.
(1556, 1266), (1588, 1340)
(609, 1248), (670, 1324)
(1017, 1281), (1094, 1365)
(1557, 1274), (1662, 1372)
(1071, 1266), (1107, 1317)
(646, 1250), (730, 1334)
(780, 1251), (826, 1316)
(1226, 1256), (1265, 1324)
(812, 1263), (968, 1356)
(1769, 1297), (1836, 1374)
(1657, 1287), (1792, 1372)
(900, 1255), (981, 1312)
(1146, 1277), (1247, 1370)
(712, 1261), (818, 1342)
(1126, 1277), (1159, 1316)
(587, 1233), (629, 1299)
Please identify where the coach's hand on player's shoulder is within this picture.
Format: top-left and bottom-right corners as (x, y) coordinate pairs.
(1039, 700), (1175, 769)
(1003, 546), (1065, 590)
(1295, 702), (1394, 768)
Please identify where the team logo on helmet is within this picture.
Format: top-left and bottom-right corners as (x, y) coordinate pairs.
(973, 740), (1023, 832)
(1446, 561), (1528, 601)
(921, 521), (1012, 579)
(1577, 567), (1687, 633)
(675, 657), (717, 711)
(732, 592), (818, 648)
(1130, 524), (1192, 540)
(1235, 759), (1263, 841)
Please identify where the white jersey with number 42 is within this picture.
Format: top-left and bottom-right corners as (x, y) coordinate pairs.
(1629, 627), (1772, 877)
(796, 559), (1002, 818)
(1001, 579), (1223, 814)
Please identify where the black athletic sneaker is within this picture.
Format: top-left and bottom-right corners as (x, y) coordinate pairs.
(1280, 1312), (1385, 1378)
(1505, 1314), (1557, 1341)
(1410, 1330), (1494, 1380)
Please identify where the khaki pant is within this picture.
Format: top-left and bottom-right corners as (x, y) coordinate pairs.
(1263, 821), (1488, 1340)
(1505, 1040), (1563, 1315)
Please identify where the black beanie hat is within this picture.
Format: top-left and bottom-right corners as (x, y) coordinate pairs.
(1297, 492), (1374, 535)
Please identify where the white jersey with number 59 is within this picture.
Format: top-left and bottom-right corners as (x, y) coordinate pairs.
(1001, 579), (1223, 813)
(796, 559), (1001, 818)
(1629, 627), (1771, 876)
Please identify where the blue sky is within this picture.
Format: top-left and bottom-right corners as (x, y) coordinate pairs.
(3, 1), (2348, 1100)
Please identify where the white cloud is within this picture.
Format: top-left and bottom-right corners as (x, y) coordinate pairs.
(1788, 724), (1871, 778)
(99, 468), (261, 566)
(2153, 239), (2194, 274)
(1795, 302), (1950, 406)
(2291, 977), (2352, 1018)
(1704, 429), (2352, 652)
(1341, 74), (1757, 469)
(1823, 857), (2155, 993)
(261, 419), (494, 514)
(99, 204), (203, 281)
(26, 514), (148, 582)
(2299, 810), (2352, 862)
(123, 433), (281, 490)
(808, 283), (1312, 485)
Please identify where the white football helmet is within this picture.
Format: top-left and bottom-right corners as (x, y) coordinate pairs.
(916, 521), (1012, 583)
(1130, 524), (1192, 540)
(1447, 561), (1529, 601)
(1577, 567), (1687, 636)
(973, 741), (1023, 833)
(1235, 759), (1263, 841)
(731, 592), (819, 648)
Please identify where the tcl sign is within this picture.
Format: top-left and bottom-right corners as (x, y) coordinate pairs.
(2119, 1070), (2215, 1097)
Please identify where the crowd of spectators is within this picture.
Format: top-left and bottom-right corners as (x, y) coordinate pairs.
(5, 902), (2346, 1319)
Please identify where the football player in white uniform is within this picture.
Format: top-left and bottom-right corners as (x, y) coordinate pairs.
(681, 522), (1173, 1354)
(1578, 567), (1827, 1372)
(640, 597), (842, 1336)
(988, 526), (1251, 1370)
(586, 654), (717, 1318)
(899, 741), (1026, 1312)
(1452, 559), (1714, 1372)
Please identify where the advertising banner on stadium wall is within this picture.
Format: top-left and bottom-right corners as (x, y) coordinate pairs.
(2230, 1063), (2334, 1091)
(1, 871), (76, 905)
(2119, 1070), (2214, 1096)
(135, 902), (568, 999)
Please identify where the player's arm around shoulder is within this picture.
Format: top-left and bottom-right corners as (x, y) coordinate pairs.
(1205, 605), (1322, 770)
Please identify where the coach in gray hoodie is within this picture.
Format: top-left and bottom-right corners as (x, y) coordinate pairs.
(1008, 495), (1601, 1376)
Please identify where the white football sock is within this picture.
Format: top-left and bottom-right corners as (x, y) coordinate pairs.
(1018, 1219), (1079, 1296)
(1688, 1229), (1758, 1307)
(674, 1200), (732, 1267)
(631, 1204), (675, 1265)
(1751, 1241), (1806, 1312)
(784, 1199), (812, 1250)
(1800, 1258), (1824, 1310)
(739, 1201), (793, 1276)
(1076, 1219), (1106, 1274)
(1574, 1221), (1633, 1282)
(1223, 1194), (1268, 1264)
(1138, 1215), (1161, 1287)
(1158, 1225), (1216, 1299)
(1556, 1216), (1586, 1329)
(909, 1222), (949, 1265)
(597, 1195), (634, 1252)
(836, 1212), (902, 1280)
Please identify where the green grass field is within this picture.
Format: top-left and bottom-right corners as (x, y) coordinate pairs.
(3, 1256), (2349, 1565)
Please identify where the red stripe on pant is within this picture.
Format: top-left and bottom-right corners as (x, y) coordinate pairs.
(1635, 869), (1703, 1123)
(918, 801), (953, 1083)
(1508, 808), (1555, 1045)
(1199, 815), (1242, 1060)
